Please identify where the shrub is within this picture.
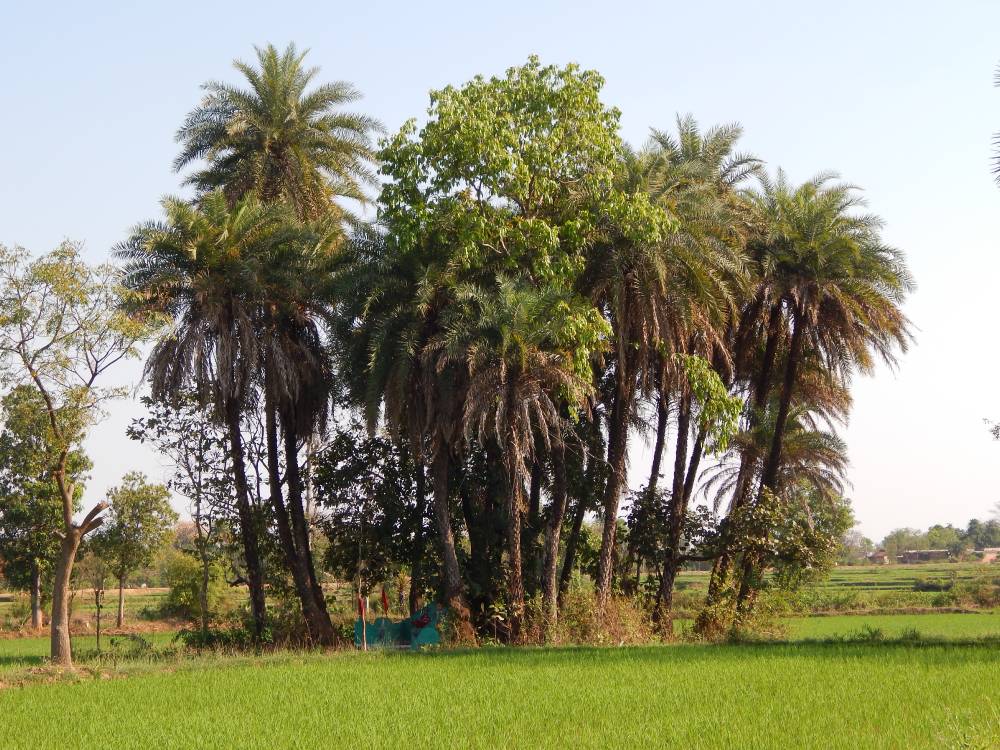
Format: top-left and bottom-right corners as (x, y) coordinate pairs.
(159, 549), (236, 622)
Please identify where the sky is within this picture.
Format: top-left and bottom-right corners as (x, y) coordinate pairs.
(1, 1), (998, 541)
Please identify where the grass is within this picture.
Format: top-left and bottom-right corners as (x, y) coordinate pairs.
(675, 561), (992, 593)
(786, 611), (1000, 640)
(0, 588), (170, 631)
(0, 643), (998, 749)
(0, 632), (179, 673)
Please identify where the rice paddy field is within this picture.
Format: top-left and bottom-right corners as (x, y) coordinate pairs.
(1, 642), (998, 749)
(2, 564), (998, 748)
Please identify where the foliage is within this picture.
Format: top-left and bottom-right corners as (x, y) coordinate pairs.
(91, 472), (177, 584)
(679, 354), (742, 453)
(0, 385), (90, 590)
(175, 42), (381, 221)
(160, 549), (236, 622)
(313, 417), (430, 590)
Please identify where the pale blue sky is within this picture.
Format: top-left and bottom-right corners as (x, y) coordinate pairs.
(2, 1), (998, 540)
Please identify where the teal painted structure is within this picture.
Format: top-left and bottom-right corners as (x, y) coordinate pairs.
(354, 603), (442, 650)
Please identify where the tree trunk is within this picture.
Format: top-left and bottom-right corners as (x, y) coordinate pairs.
(283, 415), (336, 645)
(504, 467), (526, 642)
(559, 413), (602, 600)
(224, 397), (267, 637)
(734, 306), (806, 620)
(524, 456), (543, 598)
(648, 391), (670, 494)
(263, 388), (324, 643)
(759, 305), (805, 495)
(50, 530), (82, 666)
(116, 574), (125, 628)
(698, 303), (784, 631)
(541, 438), (568, 637)
(431, 448), (476, 643)
(595, 365), (633, 609)
(199, 551), (211, 638)
(653, 395), (692, 630)
(409, 459), (428, 616)
(559, 495), (586, 600)
(628, 390), (669, 590)
(30, 562), (43, 630)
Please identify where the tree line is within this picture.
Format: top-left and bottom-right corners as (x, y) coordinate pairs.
(0, 44), (913, 663)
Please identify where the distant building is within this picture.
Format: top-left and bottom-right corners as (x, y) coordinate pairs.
(979, 547), (1000, 564)
(867, 550), (891, 565)
(897, 549), (951, 564)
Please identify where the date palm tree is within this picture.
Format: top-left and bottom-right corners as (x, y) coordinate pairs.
(175, 43), (381, 222)
(117, 190), (310, 637)
(700, 171), (912, 630)
(332, 225), (477, 642)
(433, 278), (589, 639)
(747, 171), (911, 508)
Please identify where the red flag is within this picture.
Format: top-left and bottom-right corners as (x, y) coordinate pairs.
(357, 593), (365, 619)
(381, 587), (390, 615)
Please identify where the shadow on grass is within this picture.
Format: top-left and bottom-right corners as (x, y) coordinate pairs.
(387, 635), (1000, 668)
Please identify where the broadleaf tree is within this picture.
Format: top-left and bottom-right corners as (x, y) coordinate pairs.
(91, 471), (177, 627)
(0, 242), (149, 665)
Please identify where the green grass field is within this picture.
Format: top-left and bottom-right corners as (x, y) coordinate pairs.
(0, 632), (179, 674)
(1, 643), (998, 749)
(786, 611), (1000, 640)
(674, 561), (993, 593)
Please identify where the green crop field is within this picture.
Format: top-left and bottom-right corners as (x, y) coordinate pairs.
(675, 562), (994, 593)
(785, 611), (1000, 640)
(1, 643), (998, 749)
(0, 632), (179, 674)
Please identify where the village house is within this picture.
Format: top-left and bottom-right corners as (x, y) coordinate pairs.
(897, 549), (951, 564)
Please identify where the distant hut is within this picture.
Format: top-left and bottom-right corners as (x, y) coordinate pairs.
(866, 550), (891, 565)
(898, 549), (951, 564)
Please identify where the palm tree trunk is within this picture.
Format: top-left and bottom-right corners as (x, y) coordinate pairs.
(30, 561), (43, 630)
(735, 306), (806, 619)
(698, 303), (783, 632)
(559, 495), (587, 601)
(409, 458), (428, 616)
(263, 388), (318, 637)
(653, 395), (691, 629)
(596, 363), (633, 609)
(505, 468), (526, 642)
(759, 305), (804, 494)
(559, 413), (602, 600)
(524, 456), (543, 598)
(628, 390), (669, 591)
(283, 416), (336, 645)
(224, 397), (267, 637)
(541, 438), (568, 638)
(648, 391), (670, 494)
(431, 448), (476, 643)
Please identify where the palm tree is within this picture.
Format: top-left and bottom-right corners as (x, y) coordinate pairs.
(746, 171), (911, 509)
(117, 192), (292, 634)
(434, 278), (589, 638)
(699, 171), (912, 630)
(175, 43), (381, 221)
(332, 225), (477, 642)
(587, 128), (752, 611)
(255, 224), (344, 644)
(640, 116), (759, 626)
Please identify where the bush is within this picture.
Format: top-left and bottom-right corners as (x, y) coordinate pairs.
(543, 575), (656, 646)
(174, 626), (270, 651)
(913, 575), (954, 592)
(158, 549), (236, 622)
